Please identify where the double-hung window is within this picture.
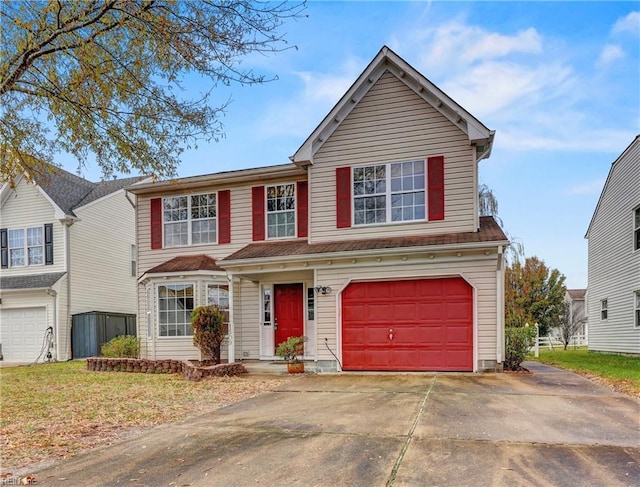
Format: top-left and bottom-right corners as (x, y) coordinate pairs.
(8, 227), (43, 267)
(266, 184), (295, 238)
(207, 284), (230, 325)
(158, 284), (194, 336)
(600, 299), (608, 321)
(163, 193), (216, 247)
(634, 208), (640, 251)
(353, 159), (426, 225)
(635, 291), (640, 327)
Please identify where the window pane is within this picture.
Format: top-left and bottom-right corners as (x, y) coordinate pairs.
(157, 284), (194, 336)
(8, 229), (23, 248)
(27, 227), (43, 246)
(10, 248), (24, 267)
(28, 246), (43, 265)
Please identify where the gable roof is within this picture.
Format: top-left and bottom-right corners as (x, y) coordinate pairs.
(585, 134), (640, 239)
(221, 216), (507, 265)
(291, 45), (495, 166)
(145, 255), (223, 275)
(566, 289), (586, 301)
(23, 165), (145, 218)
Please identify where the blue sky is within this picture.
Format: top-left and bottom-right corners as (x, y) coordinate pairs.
(65, 1), (640, 289)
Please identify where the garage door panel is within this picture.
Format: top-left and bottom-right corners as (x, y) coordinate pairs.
(1, 307), (47, 362)
(342, 278), (473, 371)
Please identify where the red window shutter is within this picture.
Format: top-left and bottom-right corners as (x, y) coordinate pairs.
(150, 198), (163, 249)
(251, 186), (265, 241)
(427, 156), (445, 221)
(218, 190), (231, 244)
(297, 181), (308, 238)
(336, 167), (351, 228)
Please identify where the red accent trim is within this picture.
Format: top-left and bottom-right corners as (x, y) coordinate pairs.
(428, 156), (445, 221)
(297, 181), (308, 238)
(251, 186), (265, 241)
(336, 167), (351, 228)
(150, 198), (163, 249)
(218, 190), (231, 244)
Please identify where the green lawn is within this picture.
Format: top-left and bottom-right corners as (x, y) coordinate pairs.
(533, 348), (640, 397)
(0, 361), (291, 472)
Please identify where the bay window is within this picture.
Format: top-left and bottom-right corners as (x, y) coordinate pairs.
(158, 284), (194, 336)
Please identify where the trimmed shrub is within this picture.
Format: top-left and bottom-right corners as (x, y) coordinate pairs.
(101, 335), (139, 358)
(191, 305), (227, 364)
(504, 325), (537, 371)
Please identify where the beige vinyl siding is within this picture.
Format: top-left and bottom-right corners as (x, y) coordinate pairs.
(310, 71), (477, 244)
(70, 191), (137, 315)
(136, 176), (305, 276)
(315, 254), (500, 368)
(0, 179), (66, 275)
(237, 279), (260, 359)
(587, 138), (640, 354)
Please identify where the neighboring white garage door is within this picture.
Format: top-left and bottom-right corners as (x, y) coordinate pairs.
(0, 307), (48, 363)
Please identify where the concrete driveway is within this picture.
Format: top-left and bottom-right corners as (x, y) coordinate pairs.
(33, 362), (639, 486)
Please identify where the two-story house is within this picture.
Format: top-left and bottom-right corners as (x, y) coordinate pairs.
(0, 166), (143, 362)
(130, 46), (509, 372)
(585, 135), (640, 355)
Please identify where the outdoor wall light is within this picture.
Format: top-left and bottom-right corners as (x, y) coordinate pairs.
(314, 285), (332, 295)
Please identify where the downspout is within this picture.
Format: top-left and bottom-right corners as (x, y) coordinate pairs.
(227, 273), (235, 363)
(60, 218), (74, 361)
(46, 289), (58, 361)
(496, 245), (504, 365)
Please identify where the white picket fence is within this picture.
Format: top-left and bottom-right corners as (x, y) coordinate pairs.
(527, 322), (588, 358)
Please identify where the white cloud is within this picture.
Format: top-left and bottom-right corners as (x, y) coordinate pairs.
(612, 11), (640, 36)
(597, 44), (624, 65)
(442, 61), (573, 118)
(413, 20), (542, 75)
(255, 56), (364, 138)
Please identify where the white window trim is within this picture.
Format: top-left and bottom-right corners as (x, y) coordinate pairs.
(633, 207), (640, 252)
(600, 298), (608, 321)
(206, 282), (231, 333)
(265, 182), (297, 240)
(157, 282), (195, 338)
(8, 226), (45, 268)
(634, 290), (640, 328)
(162, 192), (218, 248)
(351, 159), (427, 227)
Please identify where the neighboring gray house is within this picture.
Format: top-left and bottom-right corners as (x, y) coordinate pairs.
(0, 166), (145, 362)
(585, 135), (640, 355)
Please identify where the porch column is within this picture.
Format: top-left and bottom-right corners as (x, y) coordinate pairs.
(227, 274), (235, 363)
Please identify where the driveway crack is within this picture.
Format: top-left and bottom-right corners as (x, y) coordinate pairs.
(385, 375), (438, 486)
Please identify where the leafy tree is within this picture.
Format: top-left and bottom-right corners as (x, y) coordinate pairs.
(1, 0), (305, 184)
(478, 183), (524, 263)
(556, 301), (586, 350)
(191, 305), (227, 363)
(505, 256), (567, 336)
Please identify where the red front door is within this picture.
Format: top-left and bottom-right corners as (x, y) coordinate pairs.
(274, 283), (304, 352)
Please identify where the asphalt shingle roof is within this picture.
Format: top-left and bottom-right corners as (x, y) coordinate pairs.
(222, 216), (508, 262)
(32, 165), (144, 216)
(0, 272), (66, 290)
(146, 255), (223, 274)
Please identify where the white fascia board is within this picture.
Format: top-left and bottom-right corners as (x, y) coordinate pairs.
(128, 164), (304, 195)
(220, 239), (510, 269)
(138, 269), (226, 284)
(292, 46), (494, 165)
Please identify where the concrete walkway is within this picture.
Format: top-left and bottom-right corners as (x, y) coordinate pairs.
(32, 362), (639, 486)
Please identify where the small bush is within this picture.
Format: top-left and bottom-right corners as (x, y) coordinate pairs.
(504, 325), (537, 371)
(191, 305), (227, 363)
(101, 335), (139, 358)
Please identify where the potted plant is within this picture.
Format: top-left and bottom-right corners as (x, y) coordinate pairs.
(275, 335), (307, 374)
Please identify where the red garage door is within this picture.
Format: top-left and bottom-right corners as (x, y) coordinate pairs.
(341, 278), (473, 371)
